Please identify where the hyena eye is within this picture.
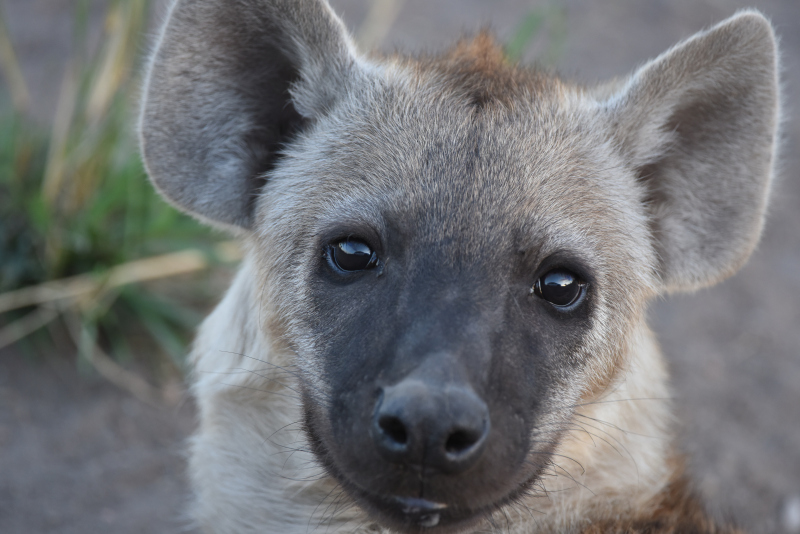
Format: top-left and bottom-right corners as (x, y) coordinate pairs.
(329, 238), (378, 272)
(532, 269), (586, 307)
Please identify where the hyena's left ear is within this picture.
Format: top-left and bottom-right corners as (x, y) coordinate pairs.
(140, 0), (364, 231)
(604, 11), (780, 293)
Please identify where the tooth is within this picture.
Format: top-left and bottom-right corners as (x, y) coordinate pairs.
(418, 513), (440, 528)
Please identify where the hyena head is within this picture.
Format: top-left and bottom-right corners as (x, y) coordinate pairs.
(140, 1), (778, 531)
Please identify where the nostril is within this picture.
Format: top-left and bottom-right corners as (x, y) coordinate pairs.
(378, 415), (408, 446)
(444, 428), (481, 455)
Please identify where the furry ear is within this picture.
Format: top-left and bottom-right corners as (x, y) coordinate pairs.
(139, 0), (362, 230)
(603, 11), (780, 292)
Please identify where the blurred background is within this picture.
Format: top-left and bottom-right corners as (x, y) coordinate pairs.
(0, 0), (798, 532)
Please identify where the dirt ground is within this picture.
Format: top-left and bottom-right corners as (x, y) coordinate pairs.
(1, 0), (799, 533)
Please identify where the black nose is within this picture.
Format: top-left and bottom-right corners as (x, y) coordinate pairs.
(371, 379), (490, 474)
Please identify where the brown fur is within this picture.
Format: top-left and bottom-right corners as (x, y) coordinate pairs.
(423, 32), (551, 108)
(580, 470), (744, 534)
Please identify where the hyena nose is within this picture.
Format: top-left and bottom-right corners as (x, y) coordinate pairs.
(371, 379), (490, 474)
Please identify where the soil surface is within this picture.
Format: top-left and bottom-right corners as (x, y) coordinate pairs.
(1, 0), (799, 533)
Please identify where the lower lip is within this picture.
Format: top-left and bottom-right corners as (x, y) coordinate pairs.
(392, 497), (448, 528)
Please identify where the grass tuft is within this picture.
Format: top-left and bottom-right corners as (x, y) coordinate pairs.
(0, 0), (219, 399)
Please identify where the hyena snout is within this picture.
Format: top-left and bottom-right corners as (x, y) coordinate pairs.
(371, 374), (491, 474)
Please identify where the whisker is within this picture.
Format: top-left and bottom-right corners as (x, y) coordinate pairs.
(309, 482), (345, 533)
(233, 366), (305, 397)
(571, 396), (671, 409)
(574, 412), (662, 440)
(219, 382), (302, 401)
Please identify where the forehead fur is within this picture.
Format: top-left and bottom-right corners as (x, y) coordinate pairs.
(412, 32), (556, 109)
(259, 35), (656, 290)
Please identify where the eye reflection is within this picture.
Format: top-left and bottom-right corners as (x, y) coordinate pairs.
(330, 238), (377, 272)
(532, 269), (585, 307)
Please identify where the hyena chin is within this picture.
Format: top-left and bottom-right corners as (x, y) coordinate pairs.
(140, 1), (778, 532)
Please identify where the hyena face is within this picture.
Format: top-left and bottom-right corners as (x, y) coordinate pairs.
(140, 0), (778, 532)
(253, 80), (657, 528)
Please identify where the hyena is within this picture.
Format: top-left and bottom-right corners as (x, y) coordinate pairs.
(139, 1), (779, 532)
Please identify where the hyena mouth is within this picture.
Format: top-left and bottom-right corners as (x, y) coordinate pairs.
(365, 494), (453, 530)
(344, 467), (552, 532)
(389, 497), (448, 528)
(306, 399), (554, 532)
(350, 486), (491, 532)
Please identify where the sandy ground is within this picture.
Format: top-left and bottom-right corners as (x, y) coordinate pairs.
(1, 0), (799, 532)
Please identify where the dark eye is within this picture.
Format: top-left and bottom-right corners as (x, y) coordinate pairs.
(329, 238), (378, 272)
(532, 269), (586, 307)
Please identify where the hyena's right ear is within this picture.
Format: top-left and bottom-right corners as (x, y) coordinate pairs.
(140, 0), (363, 230)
